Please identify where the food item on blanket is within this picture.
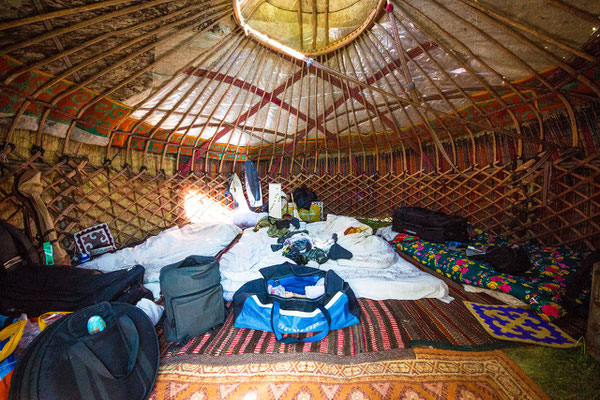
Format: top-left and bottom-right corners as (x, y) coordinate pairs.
(344, 226), (368, 235)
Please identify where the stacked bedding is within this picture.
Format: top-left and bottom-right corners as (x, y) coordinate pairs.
(220, 215), (451, 302)
(389, 225), (588, 320)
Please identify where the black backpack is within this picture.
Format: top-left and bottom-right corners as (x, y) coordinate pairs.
(9, 302), (159, 400)
(471, 245), (532, 276)
(0, 220), (41, 275)
(564, 250), (600, 316)
(292, 185), (317, 210)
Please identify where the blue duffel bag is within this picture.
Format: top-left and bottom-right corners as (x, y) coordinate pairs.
(233, 263), (360, 343)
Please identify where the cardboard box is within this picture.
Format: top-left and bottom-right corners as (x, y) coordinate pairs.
(284, 201), (324, 223)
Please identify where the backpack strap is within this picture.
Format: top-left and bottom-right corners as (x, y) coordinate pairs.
(0, 220), (40, 266)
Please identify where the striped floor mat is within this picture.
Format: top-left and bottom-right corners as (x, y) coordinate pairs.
(160, 263), (585, 359)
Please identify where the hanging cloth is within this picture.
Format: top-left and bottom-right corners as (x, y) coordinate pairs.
(225, 173), (249, 210)
(244, 160), (263, 208)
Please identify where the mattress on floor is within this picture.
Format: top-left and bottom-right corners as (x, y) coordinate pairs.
(219, 215), (451, 303)
(390, 225), (588, 321)
(79, 223), (241, 298)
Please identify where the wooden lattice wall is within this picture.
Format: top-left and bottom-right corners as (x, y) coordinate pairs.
(1, 121), (599, 255)
(1, 144), (598, 254)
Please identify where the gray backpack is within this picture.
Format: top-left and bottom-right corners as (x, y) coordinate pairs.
(160, 255), (225, 343)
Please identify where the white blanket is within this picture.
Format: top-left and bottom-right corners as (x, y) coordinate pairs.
(79, 223), (241, 298)
(220, 215), (451, 302)
(219, 227), (290, 297)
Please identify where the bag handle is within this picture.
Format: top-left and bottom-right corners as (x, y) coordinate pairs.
(270, 301), (331, 343)
(69, 314), (140, 380)
(0, 320), (26, 363)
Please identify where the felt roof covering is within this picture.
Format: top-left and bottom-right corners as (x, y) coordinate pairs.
(0, 0), (599, 166)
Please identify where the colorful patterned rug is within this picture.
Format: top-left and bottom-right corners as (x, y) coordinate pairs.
(465, 302), (579, 348)
(150, 348), (548, 400)
(159, 262), (585, 358)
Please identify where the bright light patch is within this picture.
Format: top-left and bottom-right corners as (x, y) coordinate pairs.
(183, 189), (233, 225)
(241, 393), (258, 400)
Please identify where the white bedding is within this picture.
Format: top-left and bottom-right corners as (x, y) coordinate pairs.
(220, 215), (451, 302)
(79, 223), (241, 298)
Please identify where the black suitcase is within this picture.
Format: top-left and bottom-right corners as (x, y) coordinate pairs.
(0, 264), (152, 317)
(160, 255), (225, 343)
(392, 207), (468, 243)
(9, 302), (159, 400)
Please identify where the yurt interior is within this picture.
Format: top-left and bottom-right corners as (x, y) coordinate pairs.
(1, 0), (600, 398)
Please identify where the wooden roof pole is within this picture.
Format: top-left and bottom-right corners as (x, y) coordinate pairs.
(288, 63), (306, 175)
(126, 17), (234, 137)
(119, 28), (239, 167)
(211, 47), (268, 172)
(296, 0), (304, 51)
(14, 6), (228, 147)
(0, 0), (157, 30)
(395, 3), (525, 160)
(461, 0), (595, 62)
(166, 36), (248, 169)
(263, 53), (295, 174)
(349, 42), (394, 159)
(111, 30), (237, 169)
(204, 44), (264, 173)
(319, 55), (330, 174)
(311, 0), (318, 51)
(335, 50), (368, 172)
(0, 0), (180, 56)
(145, 55), (247, 167)
(431, 0), (582, 149)
(128, 39), (241, 167)
(300, 55), (312, 170)
(214, 46), (265, 173)
(381, 7), (562, 150)
(231, 48), (274, 172)
(354, 38), (403, 157)
(5, 3), (228, 145)
(454, 0), (600, 98)
(342, 46), (379, 172)
(311, 55), (320, 173)
(30, 0), (80, 82)
(543, 0), (600, 25)
(361, 32), (460, 167)
(373, 25), (477, 166)
(143, 42), (256, 161)
(3, 1), (211, 84)
(267, 55), (296, 172)
(311, 56), (564, 149)
(59, 10), (232, 155)
(245, 54), (287, 167)
(180, 38), (253, 172)
(250, 53), (286, 164)
(359, 32), (426, 170)
(358, 18), (456, 171)
(387, 6), (419, 104)
(325, 0), (330, 46)
(317, 60), (343, 173)
(202, 45), (282, 171)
